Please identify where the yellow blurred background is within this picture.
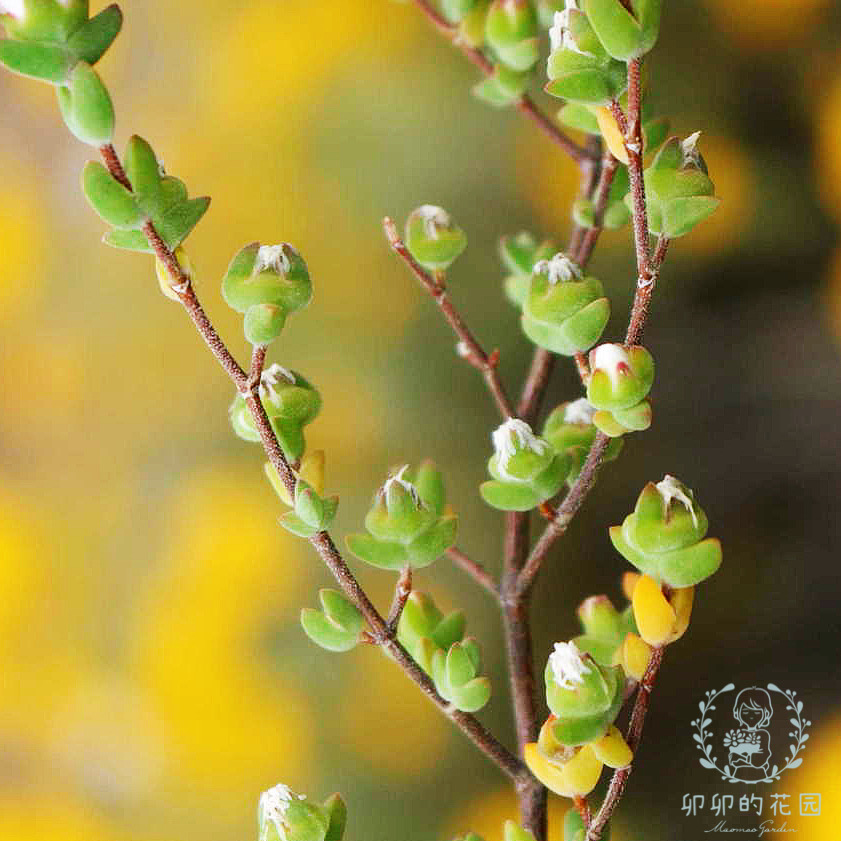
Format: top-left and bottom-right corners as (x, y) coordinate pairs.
(2, 1), (841, 839)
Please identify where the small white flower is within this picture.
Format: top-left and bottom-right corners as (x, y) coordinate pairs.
(681, 131), (703, 169)
(383, 464), (422, 507)
(591, 343), (631, 388)
(549, 3), (595, 58)
(0, 0), (25, 19)
(256, 244), (292, 275)
(417, 205), (451, 240)
(259, 363), (296, 407)
(563, 397), (596, 426)
(533, 253), (583, 285)
(655, 474), (699, 528)
(455, 341), (471, 358)
(259, 784), (307, 841)
(492, 418), (551, 481)
(549, 641), (592, 690)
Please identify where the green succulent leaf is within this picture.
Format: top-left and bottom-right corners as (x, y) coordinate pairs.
(0, 39), (74, 83)
(67, 4), (123, 65)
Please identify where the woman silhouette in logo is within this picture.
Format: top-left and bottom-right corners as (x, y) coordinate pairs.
(724, 687), (773, 781)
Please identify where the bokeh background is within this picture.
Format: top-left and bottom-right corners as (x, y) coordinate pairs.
(2, 0), (841, 839)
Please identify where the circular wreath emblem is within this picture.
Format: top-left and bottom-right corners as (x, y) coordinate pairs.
(691, 683), (811, 784)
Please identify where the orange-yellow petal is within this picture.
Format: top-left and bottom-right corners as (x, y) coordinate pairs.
(632, 574), (676, 647)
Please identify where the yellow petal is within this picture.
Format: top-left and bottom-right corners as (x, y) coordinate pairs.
(299, 449), (325, 495)
(632, 574), (676, 647)
(591, 725), (633, 769)
(619, 632), (653, 681)
(590, 105), (630, 165)
(669, 586), (694, 642)
(537, 715), (562, 757)
(561, 744), (604, 796)
(524, 742), (576, 798)
(265, 462), (293, 506)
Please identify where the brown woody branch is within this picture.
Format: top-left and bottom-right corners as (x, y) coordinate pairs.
(383, 216), (515, 419)
(409, 0), (593, 164)
(96, 143), (528, 786)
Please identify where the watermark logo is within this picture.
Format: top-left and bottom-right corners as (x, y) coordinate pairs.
(691, 683), (811, 784)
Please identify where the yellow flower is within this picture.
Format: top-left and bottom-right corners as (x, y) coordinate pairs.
(631, 574), (693, 647)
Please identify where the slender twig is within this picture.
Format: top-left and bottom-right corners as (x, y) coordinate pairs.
(96, 142), (527, 785)
(446, 547), (500, 599)
(626, 234), (669, 346)
(409, 0), (592, 164)
(248, 345), (267, 389)
(518, 61), (674, 593)
(387, 566), (413, 631)
(383, 217), (514, 419)
(518, 349), (556, 424)
(518, 148), (617, 419)
(516, 433), (611, 595)
(586, 648), (665, 841)
(501, 511), (547, 840)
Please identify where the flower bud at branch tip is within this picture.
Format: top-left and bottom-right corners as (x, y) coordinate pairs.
(656, 474), (699, 528)
(591, 343), (630, 388)
(549, 640), (592, 689)
(382, 465), (423, 508)
(259, 784), (306, 841)
(533, 252), (583, 284)
(259, 363), (296, 407)
(256, 244), (292, 274)
(418, 204), (451, 240)
(563, 397), (595, 425)
(492, 418), (551, 480)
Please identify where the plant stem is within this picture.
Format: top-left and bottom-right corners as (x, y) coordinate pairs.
(387, 566), (413, 631)
(96, 143), (527, 786)
(383, 217), (515, 419)
(409, 0), (593, 164)
(586, 647), (665, 840)
(446, 547), (500, 599)
(519, 58), (675, 592)
(502, 511), (546, 840)
(516, 433), (611, 595)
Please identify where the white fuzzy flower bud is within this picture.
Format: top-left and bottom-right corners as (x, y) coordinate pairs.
(656, 474), (699, 528)
(549, 641), (592, 690)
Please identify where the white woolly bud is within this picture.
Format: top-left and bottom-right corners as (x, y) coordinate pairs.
(258, 784), (307, 841)
(656, 474), (699, 528)
(549, 2), (595, 58)
(417, 205), (451, 240)
(563, 398), (596, 426)
(492, 418), (551, 481)
(549, 641), (592, 690)
(256, 244), (292, 275)
(533, 253), (583, 285)
(681, 131), (703, 169)
(383, 465), (422, 507)
(259, 363), (296, 407)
